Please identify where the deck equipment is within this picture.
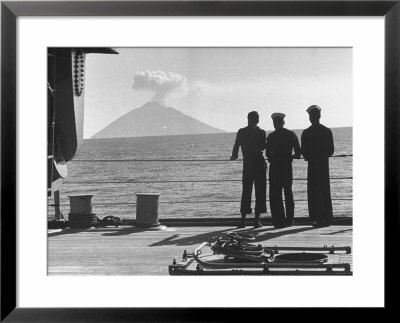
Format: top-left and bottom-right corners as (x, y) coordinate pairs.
(47, 217), (69, 229)
(169, 232), (352, 275)
(96, 216), (122, 228)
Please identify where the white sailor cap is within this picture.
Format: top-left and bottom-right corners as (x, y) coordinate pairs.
(306, 105), (321, 114)
(271, 113), (286, 120)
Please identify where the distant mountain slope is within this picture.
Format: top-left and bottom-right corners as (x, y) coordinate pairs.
(91, 101), (225, 138)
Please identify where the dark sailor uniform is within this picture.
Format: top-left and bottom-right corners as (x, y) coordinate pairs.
(231, 126), (267, 215)
(266, 128), (301, 227)
(301, 124), (334, 225)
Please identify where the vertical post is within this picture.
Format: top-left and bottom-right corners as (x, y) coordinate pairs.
(47, 49), (55, 196)
(135, 193), (166, 230)
(54, 190), (62, 220)
(68, 195), (96, 229)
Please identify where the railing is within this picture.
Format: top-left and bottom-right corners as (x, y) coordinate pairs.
(58, 177), (352, 185)
(71, 154), (352, 163)
(49, 155), (353, 212)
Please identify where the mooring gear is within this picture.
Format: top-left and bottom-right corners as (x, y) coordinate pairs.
(226, 231), (255, 242)
(210, 232), (273, 263)
(48, 217), (69, 229)
(96, 216), (122, 228)
(168, 233), (352, 275)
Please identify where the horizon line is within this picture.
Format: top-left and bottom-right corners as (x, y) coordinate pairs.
(84, 125), (352, 140)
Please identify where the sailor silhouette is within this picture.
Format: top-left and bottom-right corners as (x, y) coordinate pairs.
(230, 111), (267, 228)
(301, 105), (334, 227)
(265, 113), (301, 228)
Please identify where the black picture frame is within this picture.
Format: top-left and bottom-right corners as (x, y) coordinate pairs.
(1, 0), (398, 321)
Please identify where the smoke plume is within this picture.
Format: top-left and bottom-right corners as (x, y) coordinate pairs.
(133, 70), (187, 104)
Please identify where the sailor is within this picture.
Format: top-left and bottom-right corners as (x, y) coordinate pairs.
(230, 111), (267, 229)
(301, 105), (334, 227)
(266, 113), (301, 228)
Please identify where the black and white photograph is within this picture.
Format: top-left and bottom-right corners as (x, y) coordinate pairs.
(47, 47), (353, 276)
(3, 1), (397, 317)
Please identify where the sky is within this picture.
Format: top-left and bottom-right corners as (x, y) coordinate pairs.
(84, 47), (352, 138)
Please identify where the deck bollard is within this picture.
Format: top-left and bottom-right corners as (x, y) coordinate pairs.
(68, 194), (97, 229)
(135, 193), (167, 230)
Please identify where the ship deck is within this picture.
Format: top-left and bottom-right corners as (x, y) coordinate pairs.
(48, 224), (352, 275)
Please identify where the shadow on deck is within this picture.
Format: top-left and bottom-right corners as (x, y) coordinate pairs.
(148, 226), (316, 247)
(48, 225), (352, 275)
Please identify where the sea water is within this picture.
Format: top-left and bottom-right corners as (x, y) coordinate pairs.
(48, 127), (352, 220)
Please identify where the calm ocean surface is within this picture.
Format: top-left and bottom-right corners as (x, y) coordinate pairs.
(49, 127), (352, 220)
